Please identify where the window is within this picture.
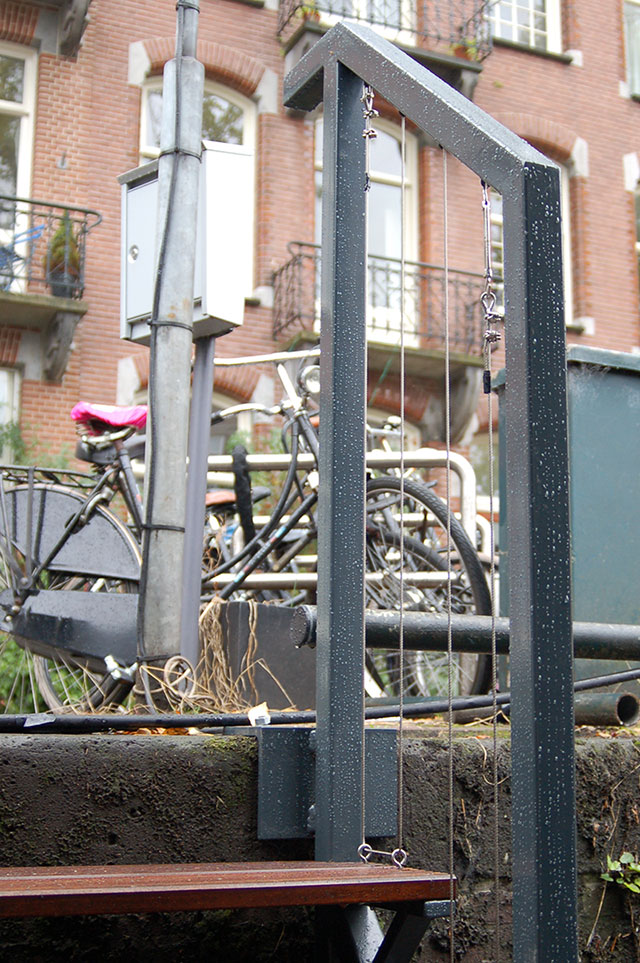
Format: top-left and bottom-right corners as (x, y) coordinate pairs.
(635, 187), (640, 284)
(140, 80), (255, 160)
(489, 0), (562, 54)
(0, 367), (20, 461)
(489, 162), (572, 324)
(0, 44), (36, 226)
(316, 0), (414, 39)
(139, 79), (256, 302)
(625, 2), (640, 97)
(315, 116), (419, 345)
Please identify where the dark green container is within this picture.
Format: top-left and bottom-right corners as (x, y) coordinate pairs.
(496, 345), (640, 689)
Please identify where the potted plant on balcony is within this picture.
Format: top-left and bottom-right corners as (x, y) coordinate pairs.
(448, 36), (480, 61)
(45, 212), (80, 298)
(297, 2), (321, 23)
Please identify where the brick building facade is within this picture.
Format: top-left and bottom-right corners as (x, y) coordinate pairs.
(0, 0), (638, 462)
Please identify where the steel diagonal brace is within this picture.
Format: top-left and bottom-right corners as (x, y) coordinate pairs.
(321, 901), (453, 962)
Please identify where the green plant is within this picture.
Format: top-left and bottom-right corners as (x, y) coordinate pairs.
(0, 419), (71, 467)
(297, 2), (321, 21)
(448, 36), (481, 61)
(45, 212), (80, 277)
(0, 420), (29, 463)
(602, 853), (640, 894)
(0, 634), (37, 714)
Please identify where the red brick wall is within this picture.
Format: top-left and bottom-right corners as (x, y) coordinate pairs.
(4, 0), (640, 456)
(477, 1), (640, 352)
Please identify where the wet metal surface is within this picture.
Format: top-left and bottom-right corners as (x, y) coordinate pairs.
(285, 22), (577, 959)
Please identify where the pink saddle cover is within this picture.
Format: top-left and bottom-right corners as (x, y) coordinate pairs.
(71, 402), (148, 432)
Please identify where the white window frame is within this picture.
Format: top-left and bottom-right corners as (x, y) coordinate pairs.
(0, 367), (21, 462)
(634, 184), (640, 287)
(625, 0), (640, 97)
(0, 42), (37, 200)
(139, 79), (256, 161)
(489, 0), (563, 55)
(491, 161), (573, 325)
(315, 115), (420, 346)
(316, 0), (416, 46)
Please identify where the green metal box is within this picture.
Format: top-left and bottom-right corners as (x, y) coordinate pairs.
(497, 345), (640, 685)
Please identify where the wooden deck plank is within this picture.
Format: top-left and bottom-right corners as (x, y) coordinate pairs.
(0, 862), (455, 918)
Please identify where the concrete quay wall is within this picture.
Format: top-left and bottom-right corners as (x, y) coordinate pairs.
(0, 729), (638, 961)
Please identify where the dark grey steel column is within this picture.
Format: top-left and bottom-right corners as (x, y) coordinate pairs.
(315, 59), (367, 862)
(285, 25), (578, 954)
(503, 165), (577, 961)
(180, 334), (216, 667)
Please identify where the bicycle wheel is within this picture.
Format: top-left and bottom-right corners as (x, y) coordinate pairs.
(365, 475), (491, 698)
(32, 573), (138, 712)
(0, 483), (140, 713)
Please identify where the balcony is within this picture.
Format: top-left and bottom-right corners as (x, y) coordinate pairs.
(0, 196), (102, 381)
(279, 0), (492, 97)
(272, 241), (486, 377)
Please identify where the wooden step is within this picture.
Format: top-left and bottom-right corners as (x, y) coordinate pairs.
(0, 861), (455, 918)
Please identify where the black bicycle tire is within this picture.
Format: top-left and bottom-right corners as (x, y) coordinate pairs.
(0, 483), (140, 712)
(365, 475), (492, 696)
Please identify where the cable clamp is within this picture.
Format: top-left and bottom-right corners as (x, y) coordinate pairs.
(142, 522), (186, 533)
(148, 318), (193, 333)
(158, 146), (202, 161)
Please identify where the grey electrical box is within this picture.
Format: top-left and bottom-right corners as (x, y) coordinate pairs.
(119, 140), (252, 344)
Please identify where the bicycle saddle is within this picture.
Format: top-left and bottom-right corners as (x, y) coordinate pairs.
(205, 485), (271, 508)
(71, 402), (148, 433)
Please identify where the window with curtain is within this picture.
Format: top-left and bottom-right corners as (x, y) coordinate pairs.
(625, 2), (640, 97)
(315, 116), (419, 345)
(489, 0), (562, 54)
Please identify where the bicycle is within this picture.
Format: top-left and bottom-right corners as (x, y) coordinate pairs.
(0, 397), (302, 714)
(0, 402), (154, 714)
(200, 358), (492, 699)
(0, 357), (491, 712)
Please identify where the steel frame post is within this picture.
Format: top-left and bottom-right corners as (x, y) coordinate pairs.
(180, 334), (216, 667)
(314, 59), (367, 862)
(285, 22), (577, 960)
(140, 1), (203, 664)
(503, 164), (576, 959)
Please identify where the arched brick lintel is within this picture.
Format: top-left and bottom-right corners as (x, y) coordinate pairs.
(493, 111), (578, 163)
(142, 38), (264, 96)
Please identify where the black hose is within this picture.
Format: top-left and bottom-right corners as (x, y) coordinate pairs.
(4, 664), (640, 734)
(232, 445), (256, 545)
(205, 419), (302, 576)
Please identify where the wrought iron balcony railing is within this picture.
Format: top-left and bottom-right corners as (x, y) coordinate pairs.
(278, 0), (494, 62)
(272, 241), (486, 356)
(0, 195), (102, 301)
